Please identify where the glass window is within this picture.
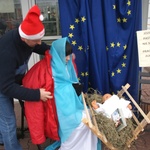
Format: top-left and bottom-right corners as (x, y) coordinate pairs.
(36, 0), (61, 36)
(0, 0), (22, 37)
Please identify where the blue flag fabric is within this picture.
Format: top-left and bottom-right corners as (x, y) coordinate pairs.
(58, 0), (141, 102)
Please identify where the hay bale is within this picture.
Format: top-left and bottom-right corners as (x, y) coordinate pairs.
(95, 113), (136, 150)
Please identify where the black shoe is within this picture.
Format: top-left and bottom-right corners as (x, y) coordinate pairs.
(0, 143), (4, 146)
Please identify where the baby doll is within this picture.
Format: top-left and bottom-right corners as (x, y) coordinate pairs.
(91, 94), (132, 119)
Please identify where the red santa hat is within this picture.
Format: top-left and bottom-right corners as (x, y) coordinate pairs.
(19, 5), (45, 40)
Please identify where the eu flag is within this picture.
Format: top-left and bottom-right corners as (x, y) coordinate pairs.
(58, 0), (142, 102)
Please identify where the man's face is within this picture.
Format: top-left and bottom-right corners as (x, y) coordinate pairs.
(22, 38), (42, 47)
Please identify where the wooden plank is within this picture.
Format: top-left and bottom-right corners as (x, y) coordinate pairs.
(82, 92), (93, 128)
(126, 112), (150, 147)
(117, 83), (130, 98)
(122, 85), (150, 123)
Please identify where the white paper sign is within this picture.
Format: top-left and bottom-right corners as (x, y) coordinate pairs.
(137, 30), (150, 67)
(0, 0), (14, 13)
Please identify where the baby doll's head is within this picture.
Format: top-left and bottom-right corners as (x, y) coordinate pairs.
(102, 93), (112, 103)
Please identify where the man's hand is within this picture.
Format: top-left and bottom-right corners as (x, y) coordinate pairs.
(40, 88), (53, 102)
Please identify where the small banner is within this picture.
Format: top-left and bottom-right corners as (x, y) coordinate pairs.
(137, 30), (150, 67)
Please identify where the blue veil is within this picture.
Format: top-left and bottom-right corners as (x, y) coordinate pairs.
(50, 37), (84, 143)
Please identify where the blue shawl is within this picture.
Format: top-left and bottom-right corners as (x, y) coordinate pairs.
(50, 37), (84, 143)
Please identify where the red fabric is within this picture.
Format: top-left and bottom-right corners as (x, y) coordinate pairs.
(72, 57), (78, 76)
(22, 50), (59, 144)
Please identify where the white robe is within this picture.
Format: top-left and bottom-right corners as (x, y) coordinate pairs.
(58, 111), (98, 150)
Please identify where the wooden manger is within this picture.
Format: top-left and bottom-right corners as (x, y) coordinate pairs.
(82, 83), (150, 150)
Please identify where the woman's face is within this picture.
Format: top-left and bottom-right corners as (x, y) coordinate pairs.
(66, 55), (71, 63)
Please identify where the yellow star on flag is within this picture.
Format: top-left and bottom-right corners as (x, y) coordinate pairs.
(117, 18), (121, 23)
(117, 42), (121, 47)
(122, 18), (127, 23)
(110, 42), (115, 48)
(111, 72), (115, 77)
(75, 18), (80, 23)
(68, 33), (74, 38)
(81, 16), (86, 22)
(117, 69), (121, 74)
(127, 10), (131, 15)
(123, 55), (127, 59)
(113, 5), (116, 9)
(127, 0), (131, 6)
(78, 46), (83, 51)
(85, 72), (88, 76)
(123, 45), (127, 50)
(81, 72), (85, 76)
(72, 40), (77, 46)
(122, 63), (126, 67)
(70, 25), (75, 30)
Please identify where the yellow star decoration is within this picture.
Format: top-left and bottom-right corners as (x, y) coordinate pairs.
(122, 18), (127, 23)
(113, 5), (116, 9)
(117, 42), (121, 47)
(111, 72), (115, 77)
(85, 72), (88, 76)
(117, 18), (121, 23)
(117, 68), (121, 73)
(127, 10), (131, 15)
(70, 25), (75, 30)
(106, 46), (109, 51)
(75, 18), (80, 23)
(78, 46), (83, 51)
(110, 42), (115, 48)
(127, 0), (131, 6)
(71, 40), (77, 46)
(81, 16), (86, 22)
(123, 55), (127, 59)
(81, 72), (85, 76)
(68, 33), (74, 38)
(78, 77), (80, 81)
(123, 45), (127, 50)
(122, 63), (126, 67)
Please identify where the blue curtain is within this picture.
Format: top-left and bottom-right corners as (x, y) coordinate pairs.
(58, 0), (142, 103)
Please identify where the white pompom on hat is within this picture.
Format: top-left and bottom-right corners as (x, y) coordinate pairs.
(19, 5), (45, 40)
